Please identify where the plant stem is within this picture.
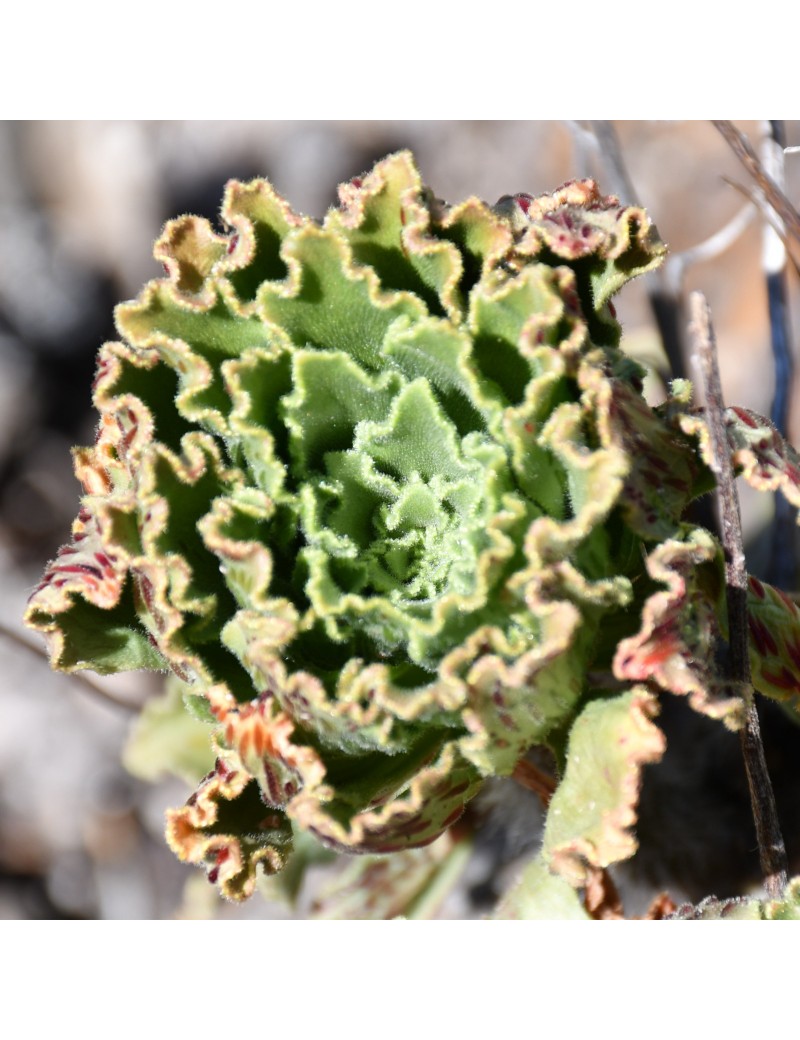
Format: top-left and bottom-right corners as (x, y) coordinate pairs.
(689, 291), (788, 899)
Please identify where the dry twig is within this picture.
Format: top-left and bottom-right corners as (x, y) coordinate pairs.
(690, 292), (788, 899)
(511, 757), (556, 807)
(715, 119), (800, 276)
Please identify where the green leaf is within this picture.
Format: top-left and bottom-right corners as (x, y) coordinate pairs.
(166, 754), (294, 901)
(613, 530), (742, 725)
(747, 575), (800, 714)
(123, 677), (216, 785)
(541, 687), (665, 886)
(308, 831), (472, 920)
(493, 855), (591, 920)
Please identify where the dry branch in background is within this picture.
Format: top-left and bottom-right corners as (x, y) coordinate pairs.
(715, 119), (800, 277)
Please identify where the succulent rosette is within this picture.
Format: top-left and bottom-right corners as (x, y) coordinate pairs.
(26, 152), (800, 907)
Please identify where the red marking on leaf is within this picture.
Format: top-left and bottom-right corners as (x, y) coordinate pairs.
(563, 288), (580, 312)
(524, 422), (534, 434)
(442, 806), (465, 829)
(350, 177), (362, 189)
(756, 616), (778, 656)
(369, 842), (401, 854)
(760, 666), (798, 692)
(749, 576), (766, 599)
(261, 764), (283, 805)
(785, 636), (800, 672)
(137, 575), (156, 615)
(216, 759), (236, 783)
(731, 407), (758, 429)
(394, 817), (435, 838)
(749, 615), (780, 657)
(608, 300), (617, 318)
(444, 780), (471, 800)
(56, 562), (103, 581)
(749, 616), (768, 656)
(206, 846), (231, 886)
(226, 233), (239, 256)
(637, 633), (681, 670)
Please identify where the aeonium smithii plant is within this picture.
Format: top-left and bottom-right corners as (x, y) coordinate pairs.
(25, 151), (800, 917)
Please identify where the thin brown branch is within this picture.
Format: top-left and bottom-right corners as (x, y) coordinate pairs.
(689, 292), (788, 899)
(511, 757), (556, 808)
(0, 621), (146, 714)
(715, 120), (800, 276)
(724, 178), (783, 234)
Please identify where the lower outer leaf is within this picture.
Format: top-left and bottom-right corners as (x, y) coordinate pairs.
(287, 741), (483, 856)
(667, 896), (763, 920)
(669, 877), (800, 919)
(613, 529), (743, 726)
(493, 855), (591, 920)
(747, 575), (800, 713)
(165, 753), (293, 901)
(681, 404), (800, 510)
(308, 830), (472, 920)
(541, 687), (665, 888)
(123, 676), (216, 786)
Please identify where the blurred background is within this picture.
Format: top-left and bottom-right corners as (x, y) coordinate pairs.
(2, 120), (800, 919)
